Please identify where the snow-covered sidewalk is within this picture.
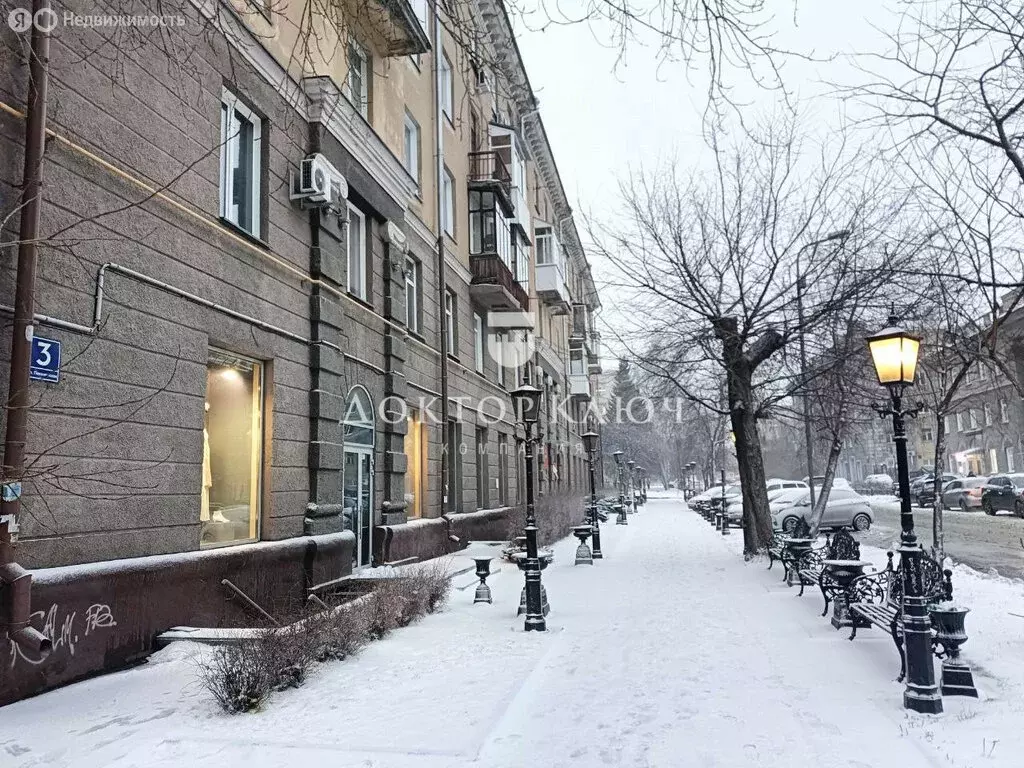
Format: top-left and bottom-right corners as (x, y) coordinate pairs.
(3, 493), (1023, 767)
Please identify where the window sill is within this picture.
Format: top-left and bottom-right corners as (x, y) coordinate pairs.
(219, 217), (270, 250)
(347, 292), (374, 312)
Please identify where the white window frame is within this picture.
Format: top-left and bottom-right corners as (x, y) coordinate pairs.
(445, 289), (457, 355)
(403, 112), (421, 184)
(347, 40), (370, 118)
(440, 52), (453, 120)
(1001, 398), (1009, 423)
(474, 313), (485, 373)
(442, 167), (455, 237)
(985, 403), (993, 426)
(219, 89), (262, 236)
(943, 415), (951, 434)
(1008, 447), (1017, 472)
(496, 332), (505, 387)
(405, 257), (419, 333)
(969, 409), (979, 429)
(347, 203), (367, 300)
(956, 412), (964, 432)
(535, 225), (555, 265)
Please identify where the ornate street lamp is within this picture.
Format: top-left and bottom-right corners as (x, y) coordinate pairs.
(512, 381), (546, 632)
(866, 316), (941, 714)
(626, 459), (636, 513)
(613, 450), (627, 525)
(582, 430), (603, 559)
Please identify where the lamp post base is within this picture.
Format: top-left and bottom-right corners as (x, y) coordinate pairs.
(940, 660), (979, 698)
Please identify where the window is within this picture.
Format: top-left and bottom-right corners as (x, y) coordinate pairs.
(202, 350), (263, 547)
(956, 412), (964, 432)
(921, 427), (934, 442)
(405, 258), (420, 333)
(474, 312), (485, 373)
(495, 332), (506, 387)
(343, 387), (375, 568)
(403, 112), (421, 183)
(498, 433), (509, 505)
(985, 403), (993, 426)
(410, 0), (427, 31)
(990, 448), (1000, 474)
(445, 289), (457, 355)
(442, 167), (455, 237)
(440, 52), (453, 119)
(219, 91), (262, 236)
(944, 415), (951, 434)
(969, 409), (979, 430)
(347, 40), (370, 118)
(1008, 447), (1017, 472)
(535, 226), (555, 265)
(469, 190), (513, 266)
(404, 408), (427, 518)
(446, 419), (463, 512)
(476, 426), (489, 509)
(347, 203), (367, 300)
(1001, 399), (1009, 423)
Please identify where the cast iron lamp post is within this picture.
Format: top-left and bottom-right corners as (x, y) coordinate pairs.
(686, 461), (697, 498)
(512, 381), (546, 632)
(866, 316), (942, 714)
(582, 430), (603, 559)
(613, 450), (627, 524)
(622, 460), (630, 514)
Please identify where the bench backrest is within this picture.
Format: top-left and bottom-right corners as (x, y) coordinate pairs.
(887, 552), (953, 608)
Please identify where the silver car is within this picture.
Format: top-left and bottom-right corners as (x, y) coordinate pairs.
(940, 477), (988, 511)
(772, 488), (874, 533)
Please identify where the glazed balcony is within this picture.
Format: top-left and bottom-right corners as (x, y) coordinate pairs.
(468, 151), (513, 213)
(347, 0), (431, 57)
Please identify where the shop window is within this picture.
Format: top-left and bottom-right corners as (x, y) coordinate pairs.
(498, 433), (509, 505)
(202, 350), (263, 547)
(405, 408), (427, 518)
(476, 426), (489, 509)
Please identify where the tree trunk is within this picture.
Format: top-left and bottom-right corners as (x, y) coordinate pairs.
(809, 430), (843, 536)
(712, 317), (776, 556)
(932, 415), (947, 561)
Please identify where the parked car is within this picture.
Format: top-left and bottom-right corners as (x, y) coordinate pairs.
(708, 484), (742, 513)
(981, 474), (1024, 516)
(766, 479), (808, 494)
(689, 484), (728, 512)
(725, 485), (805, 524)
(914, 473), (961, 507)
(861, 474), (894, 494)
(940, 477), (989, 511)
(772, 488), (874, 533)
(803, 475), (853, 490)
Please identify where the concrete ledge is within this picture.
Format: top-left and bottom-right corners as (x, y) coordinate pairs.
(0, 532), (354, 706)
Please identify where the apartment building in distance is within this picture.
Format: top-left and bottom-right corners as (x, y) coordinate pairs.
(0, 0), (602, 703)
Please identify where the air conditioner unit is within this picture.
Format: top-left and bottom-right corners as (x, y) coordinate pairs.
(290, 153), (346, 208)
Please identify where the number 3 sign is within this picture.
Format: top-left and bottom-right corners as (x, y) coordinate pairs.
(30, 336), (61, 383)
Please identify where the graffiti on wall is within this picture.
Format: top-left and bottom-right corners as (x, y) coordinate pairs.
(8, 602), (118, 668)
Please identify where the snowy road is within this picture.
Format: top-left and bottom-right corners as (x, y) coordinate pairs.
(3, 493), (1022, 767)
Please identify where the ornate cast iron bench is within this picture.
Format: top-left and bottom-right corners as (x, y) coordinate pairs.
(767, 532), (787, 570)
(847, 551), (952, 681)
(797, 530), (861, 610)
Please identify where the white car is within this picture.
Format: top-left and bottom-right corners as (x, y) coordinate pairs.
(772, 488), (874, 533)
(727, 485), (806, 523)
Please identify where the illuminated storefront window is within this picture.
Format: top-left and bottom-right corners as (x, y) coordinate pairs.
(404, 408), (427, 518)
(201, 350), (263, 547)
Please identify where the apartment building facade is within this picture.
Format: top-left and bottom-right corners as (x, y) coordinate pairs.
(0, 0), (602, 703)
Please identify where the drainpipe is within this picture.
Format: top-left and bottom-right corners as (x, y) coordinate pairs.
(1, 0), (54, 657)
(432, 0), (450, 516)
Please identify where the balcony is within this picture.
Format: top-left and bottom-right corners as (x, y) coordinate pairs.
(468, 151), (513, 212)
(587, 351), (602, 375)
(347, 0), (431, 57)
(569, 372), (592, 401)
(570, 303), (591, 342)
(470, 254), (530, 313)
(535, 260), (571, 314)
(536, 338), (564, 378)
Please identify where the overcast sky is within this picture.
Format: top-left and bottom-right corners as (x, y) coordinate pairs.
(511, 0), (904, 355)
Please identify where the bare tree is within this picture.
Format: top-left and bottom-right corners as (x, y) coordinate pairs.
(590, 117), (917, 555)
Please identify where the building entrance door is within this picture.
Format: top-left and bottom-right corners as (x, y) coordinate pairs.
(343, 449), (373, 568)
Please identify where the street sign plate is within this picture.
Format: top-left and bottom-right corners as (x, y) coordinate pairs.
(29, 336), (61, 383)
